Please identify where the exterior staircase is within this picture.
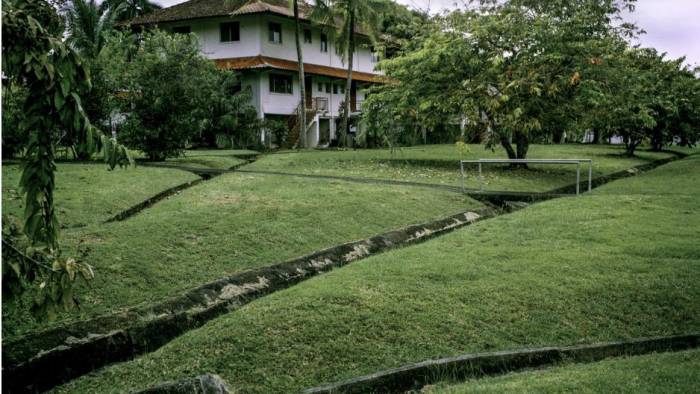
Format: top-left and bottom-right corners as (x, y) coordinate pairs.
(284, 104), (317, 148)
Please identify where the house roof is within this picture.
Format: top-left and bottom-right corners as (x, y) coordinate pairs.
(215, 56), (385, 83)
(129, 0), (326, 28)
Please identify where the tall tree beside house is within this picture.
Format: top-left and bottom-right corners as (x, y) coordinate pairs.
(62, 0), (121, 59)
(99, 0), (161, 23)
(311, 0), (384, 147)
(292, 0), (307, 148)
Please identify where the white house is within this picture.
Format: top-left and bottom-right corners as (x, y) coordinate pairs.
(129, 0), (385, 148)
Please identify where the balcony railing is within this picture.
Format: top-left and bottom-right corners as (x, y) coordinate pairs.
(308, 97), (329, 113)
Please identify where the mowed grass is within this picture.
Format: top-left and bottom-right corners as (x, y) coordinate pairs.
(163, 149), (257, 170)
(3, 172), (481, 338)
(1, 163), (199, 228)
(247, 144), (675, 192)
(57, 155), (700, 393)
(426, 349), (700, 394)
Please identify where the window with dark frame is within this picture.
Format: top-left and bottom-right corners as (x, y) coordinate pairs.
(320, 33), (328, 52)
(269, 73), (292, 94)
(220, 22), (240, 42)
(340, 84), (345, 94)
(325, 83), (331, 93)
(173, 26), (191, 34)
(304, 29), (312, 43)
(269, 22), (282, 43)
(318, 82), (323, 91)
(333, 84), (338, 94)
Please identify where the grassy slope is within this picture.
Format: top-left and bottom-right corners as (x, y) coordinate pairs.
(248, 144), (674, 192)
(3, 172), (481, 338)
(427, 349), (700, 394)
(1, 164), (199, 228)
(58, 156), (700, 393)
(163, 149), (256, 170)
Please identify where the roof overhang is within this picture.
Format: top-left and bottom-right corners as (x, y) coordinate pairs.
(215, 56), (386, 84)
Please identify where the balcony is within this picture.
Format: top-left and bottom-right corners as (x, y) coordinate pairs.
(308, 97), (329, 113)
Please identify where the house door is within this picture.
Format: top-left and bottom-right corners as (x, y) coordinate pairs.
(305, 76), (313, 109)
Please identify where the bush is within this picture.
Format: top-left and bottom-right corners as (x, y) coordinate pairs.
(111, 31), (228, 160)
(1, 84), (30, 159)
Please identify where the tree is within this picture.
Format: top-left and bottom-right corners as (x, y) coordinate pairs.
(63, 0), (120, 59)
(292, 0), (307, 148)
(364, 0), (638, 160)
(99, 0), (160, 23)
(2, 0), (130, 319)
(111, 31), (257, 160)
(312, 0), (385, 147)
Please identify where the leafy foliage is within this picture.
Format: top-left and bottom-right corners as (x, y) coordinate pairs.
(364, 0), (700, 157)
(2, 0), (131, 319)
(1, 84), (29, 159)
(110, 31), (255, 159)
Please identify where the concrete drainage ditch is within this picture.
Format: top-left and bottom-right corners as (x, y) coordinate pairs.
(2, 151), (687, 392)
(3, 208), (495, 392)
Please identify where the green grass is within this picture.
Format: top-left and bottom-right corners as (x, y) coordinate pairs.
(57, 155), (700, 393)
(247, 144), (675, 192)
(1, 163), (199, 228)
(426, 349), (700, 393)
(3, 172), (481, 338)
(163, 149), (257, 170)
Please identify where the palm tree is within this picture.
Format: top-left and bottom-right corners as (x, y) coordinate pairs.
(311, 0), (384, 147)
(63, 0), (120, 58)
(292, 0), (307, 148)
(100, 0), (161, 23)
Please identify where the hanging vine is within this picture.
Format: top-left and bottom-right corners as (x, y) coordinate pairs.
(2, 0), (132, 319)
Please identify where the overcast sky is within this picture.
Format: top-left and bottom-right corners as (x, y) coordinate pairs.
(155, 0), (700, 67)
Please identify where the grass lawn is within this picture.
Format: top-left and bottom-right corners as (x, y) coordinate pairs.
(1, 163), (199, 228)
(247, 144), (675, 192)
(162, 149), (257, 170)
(426, 349), (700, 393)
(3, 172), (481, 338)
(57, 154), (700, 393)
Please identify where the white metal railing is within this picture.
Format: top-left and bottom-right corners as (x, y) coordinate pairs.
(460, 159), (593, 195)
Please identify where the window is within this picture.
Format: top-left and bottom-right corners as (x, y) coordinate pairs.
(325, 83), (331, 93)
(340, 84), (345, 94)
(332, 84), (338, 94)
(173, 26), (191, 34)
(320, 33), (328, 52)
(269, 22), (282, 43)
(318, 82), (323, 91)
(304, 29), (312, 43)
(269, 74), (292, 94)
(220, 22), (240, 42)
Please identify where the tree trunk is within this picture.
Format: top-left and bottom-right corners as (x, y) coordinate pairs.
(514, 132), (529, 168)
(340, 6), (355, 148)
(499, 135), (517, 159)
(293, 0), (306, 149)
(515, 132), (529, 159)
(625, 139), (639, 157)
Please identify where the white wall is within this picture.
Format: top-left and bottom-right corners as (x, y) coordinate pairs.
(164, 14), (380, 74)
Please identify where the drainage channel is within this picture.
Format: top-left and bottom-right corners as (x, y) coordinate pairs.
(301, 334), (700, 394)
(3, 152), (686, 392)
(131, 333), (700, 393)
(3, 209), (495, 393)
(105, 157), (259, 223)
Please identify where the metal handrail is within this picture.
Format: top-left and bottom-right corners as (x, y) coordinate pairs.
(460, 158), (593, 195)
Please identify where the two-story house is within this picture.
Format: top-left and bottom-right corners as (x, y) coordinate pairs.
(129, 0), (384, 148)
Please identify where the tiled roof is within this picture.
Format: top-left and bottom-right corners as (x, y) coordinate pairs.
(130, 0), (313, 26)
(215, 56), (385, 83)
